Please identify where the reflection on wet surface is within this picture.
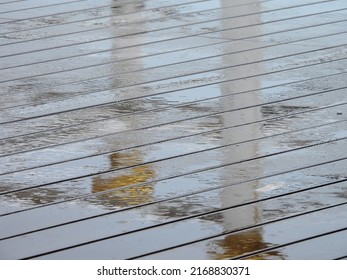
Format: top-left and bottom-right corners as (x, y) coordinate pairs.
(1, 0), (347, 260)
(91, 151), (156, 208)
(244, 229), (347, 260)
(206, 228), (282, 260)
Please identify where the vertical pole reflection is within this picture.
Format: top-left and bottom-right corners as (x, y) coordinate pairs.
(91, 1), (156, 209)
(210, 0), (267, 259)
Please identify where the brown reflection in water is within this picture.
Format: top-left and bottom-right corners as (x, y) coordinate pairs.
(91, 151), (156, 208)
(210, 228), (284, 260)
(88, 1), (159, 209)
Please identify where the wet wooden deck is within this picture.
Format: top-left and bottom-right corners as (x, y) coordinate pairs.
(0, 0), (347, 260)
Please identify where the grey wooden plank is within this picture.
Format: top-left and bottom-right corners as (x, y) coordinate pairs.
(241, 229), (347, 260)
(2, 0), (338, 72)
(1, 27), (346, 85)
(3, 63), (347, 144)
(1, 0), (346, 261)
(0, 0), (124, 21)
(0, 35), (228, 72)
(0, 1), (26, 5)
(1, 42), (347, 124)
(1, 180), (346, 259)
(0, 87), (346, 172)
(1, 0), (345, 58)
(1, 126), (346, 215)
(1, 19), (346, 108)
(1, 156), (346, 240)
(137, 207), (347, 260)
(0, 0), (86, 14)
(0, 0), (219, 44)
(0, 0), (218, 34)
(1, 109), (346, 193)
(28, 198), (347, 260)
(1, 62), (345, 142)
(0, 0), (332, 47)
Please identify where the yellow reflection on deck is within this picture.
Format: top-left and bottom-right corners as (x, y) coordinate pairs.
(92, 151), (156, 206)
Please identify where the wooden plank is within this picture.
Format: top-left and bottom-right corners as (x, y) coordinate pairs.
(1, 87), (346, 182)
(24, 198), (347, 259)
(0, 0), (124, 21)
(0, 1), (26, 5)
(1, 152), (346, 239)
(1, 60), (346, 139)
(0, 0), (333, 46)
(241, 229), (347, 260)
(1, 0), (345, 58)
(0, 0), (220, 34)
(2, 28), (347, 84)
(136, 206), (347, 260)
(0, 0), (87, 14)
(1, 132), (346, 219)
(1, 0), (346, 260)
(1, 21), (346, 112)
(1, 42), (347, 123)
(0, 0), (219, 43)
(1, 89), (346, 173)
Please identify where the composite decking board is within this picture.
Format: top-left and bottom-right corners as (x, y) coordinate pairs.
(1, 25), (347, 84)
(0, 0), (331, 42)
(0, 0), (277, 42)
(0, 85), (346, 174)
(1, 112), (346, 195)
(0, 0), (136, 21)
(2, 0), (330, 71)
(136, 208), (347, 260)
(0, 0), (218, 34)
(1, 74), (345, 171)
(1, 8), (343, 74)
(1, 43), (347, 125)
(0, 62), (346, 133)
(1, 49), (346, 128)
(2, 154), (347, 260)
(0, 63), (343, 145)
(0, 25), (346, 102)
(0, 180), (346, 259)
(0, 0), (203, 18)
(1, 0), (346, 260)
(1, 102), (346, 180)
(2, 145), (344, 220)
(0, 0), (88, 14)
(0, 1), (26, 5)
(27, 201), (347, 259)
(1, 133), (346, 217)
(0, 0), (334, 46)
(1, 63), (346, 141)
(1, 158), (347, 239)
(0, 89), (346, 174)
(1, 144), (345, 221)
(240, 228), (347, 260)
(0, 0), (221, 40)
(1, 157), (347, 240)
(0, 66), (346, 155)
(2, 29), (346, 113)
(1, 21), (346, 112)
(1, 1), (346, 59)
(0, 0), (256, 40)
(2, 22), (346, 83)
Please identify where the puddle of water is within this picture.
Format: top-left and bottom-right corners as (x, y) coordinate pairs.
(2, 0), (347, 260)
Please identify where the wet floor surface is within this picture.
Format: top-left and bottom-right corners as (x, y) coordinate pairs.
(0, 0), (346, 260)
